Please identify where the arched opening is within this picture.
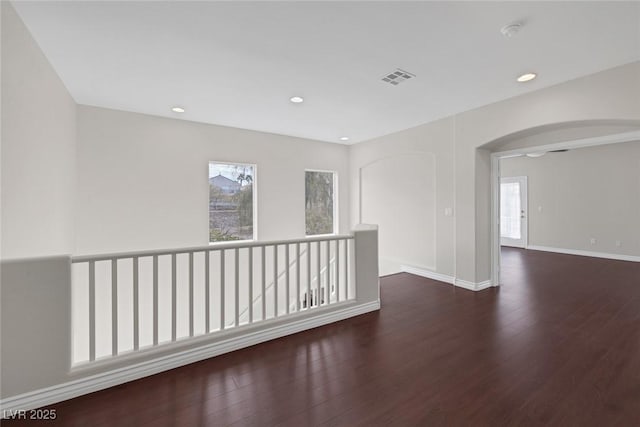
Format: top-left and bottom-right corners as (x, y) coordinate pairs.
(479, 120), (640, 287)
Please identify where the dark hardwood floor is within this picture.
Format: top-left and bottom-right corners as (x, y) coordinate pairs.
(5, 248), (640, 426)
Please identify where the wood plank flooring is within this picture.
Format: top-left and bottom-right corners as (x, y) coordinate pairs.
(4, 248), (640, 426)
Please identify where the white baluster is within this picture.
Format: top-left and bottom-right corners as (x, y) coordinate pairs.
(133, 256), (139, 350)
(111, 259), (118, 356)
(89, 261), (96, 361)
(220, 249), (225, 330)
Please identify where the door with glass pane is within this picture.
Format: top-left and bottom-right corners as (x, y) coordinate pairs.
(500, 176), (528, 248)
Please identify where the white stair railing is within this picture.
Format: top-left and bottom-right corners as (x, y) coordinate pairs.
(71, 235), (353, 366)
(234, 247), (341, 326)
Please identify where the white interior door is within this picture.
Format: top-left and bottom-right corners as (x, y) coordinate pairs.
(500, 176), (528, 248)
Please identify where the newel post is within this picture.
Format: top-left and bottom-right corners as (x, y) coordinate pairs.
(353, 224), (380, 305)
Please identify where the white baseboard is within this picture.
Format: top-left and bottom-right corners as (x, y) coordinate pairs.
(0, 300), (380, 413)
(454, 279), (493, 292)
(527, 245), (640, 263)
(400, 265), (493, 291)
(400, 265), (455, 284)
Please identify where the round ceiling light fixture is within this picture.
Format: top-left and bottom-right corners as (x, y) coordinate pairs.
(339, 136), (350, 142)
(171, 106), (185, 113)
(289, 96), (304, 104)
(517, 72), (537, 83)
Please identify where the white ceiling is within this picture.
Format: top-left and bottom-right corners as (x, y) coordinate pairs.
(12, 1), (640, 144)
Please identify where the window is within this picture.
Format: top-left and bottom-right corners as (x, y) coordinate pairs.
(209, 162), (256, 242)
(305, 170), (337, 235)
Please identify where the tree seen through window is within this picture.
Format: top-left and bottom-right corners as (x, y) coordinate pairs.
(305, 171), (335, 235)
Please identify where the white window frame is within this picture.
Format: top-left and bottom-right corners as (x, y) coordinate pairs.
(304, 169), (338, 237)
(208, 161), (258, 244)
(499, 176), (528, 248)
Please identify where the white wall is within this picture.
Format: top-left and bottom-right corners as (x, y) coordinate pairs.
(1, 2), (74, 398)
(350, 61), (640, 284)
(360, 153), (437, 276)
(1, 2), (76, 259)
(75, 106), (350, 255)
(350, 118), (455, 277)
(501, 141), (640, 257)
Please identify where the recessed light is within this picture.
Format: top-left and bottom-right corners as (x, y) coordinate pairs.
(526, 152), (546, 158)
(171, 106), (185, 113)
(517, 73), (537, 83)
(289, 96), (304, 104)
(339, 136), (350, 141)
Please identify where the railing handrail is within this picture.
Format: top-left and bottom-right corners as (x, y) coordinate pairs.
(71, 234), (354, 263)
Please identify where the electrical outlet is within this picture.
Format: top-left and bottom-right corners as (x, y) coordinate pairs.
(590, 238), (596, 245)
(615, 240), (621, 247)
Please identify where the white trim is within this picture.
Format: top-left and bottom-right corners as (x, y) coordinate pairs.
(475, 280), (493, 291)
(499, 176), (528, 249)
(208, 238), (254, 246)
(453, 116), (458, 284)
(305, 233), (337, 238)
(527, 245), (640, 263)
(399, 265), (493, 292)
(493, 130), (640, 159)
(72, 234), (353, 262)
(490, 154), (501, 286)
(454, 279), (493, 291)
(0, 300), (380, 413)
(400, 265), (454, 284)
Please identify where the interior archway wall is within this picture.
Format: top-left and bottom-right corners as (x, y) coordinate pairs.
(481, 119), (640, 152)
(473, 125), (640, 285)
(351, 61), (640, 286)
(479, 120), (640, 285)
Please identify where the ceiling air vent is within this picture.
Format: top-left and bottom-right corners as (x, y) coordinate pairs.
(381, 69), (415, 86)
